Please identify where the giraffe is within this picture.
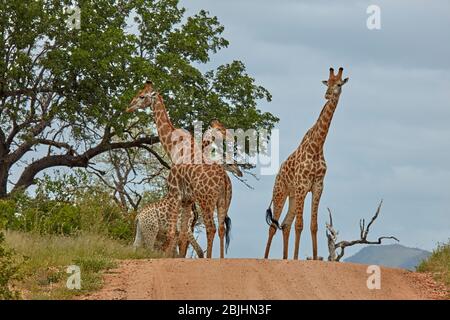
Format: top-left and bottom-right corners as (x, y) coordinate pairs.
(207, 119), (243, 176)
(133, 194), (204, 257)
(264, 67), (349, 260)
(126, 81), (234, 258)
(126, 81), (242, 176)
(165, 163), (232, 259)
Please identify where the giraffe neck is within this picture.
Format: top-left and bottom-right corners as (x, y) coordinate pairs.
(310, 95), (340, 149)
(151, 98), (177, 157)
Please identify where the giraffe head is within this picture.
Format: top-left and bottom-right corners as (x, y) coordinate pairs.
(208, 119), (244, 177)
(209, 119), (228, 137)
(322, 67), (349, 100)
(126, 80), (158, 113)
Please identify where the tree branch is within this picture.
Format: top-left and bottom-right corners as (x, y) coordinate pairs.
(0, 87), (60, 98)
(139, 145), (171, 169)
(35, 138), (77, 155)
(326, 201), (399, 262)
(10, 135), (159, 194)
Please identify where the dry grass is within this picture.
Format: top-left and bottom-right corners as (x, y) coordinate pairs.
(417, 241), (450, 298)
(3, 230), (159, 299)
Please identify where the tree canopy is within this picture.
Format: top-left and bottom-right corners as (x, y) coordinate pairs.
(0, 0), (278, 197)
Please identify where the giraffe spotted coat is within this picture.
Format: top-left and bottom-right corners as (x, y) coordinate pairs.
(133, 195), (204, 257)
(165, 163), (232, 259)
(264, 67), (349, 260)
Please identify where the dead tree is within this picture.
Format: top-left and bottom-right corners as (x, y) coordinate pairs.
(326, 200), (399, 262)
(88, 148), (167, 212)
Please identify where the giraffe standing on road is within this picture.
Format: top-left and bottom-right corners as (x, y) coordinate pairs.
(131, 119), (234, 258)
(127, 82), (235, 258)
(264, 67), (349, 260)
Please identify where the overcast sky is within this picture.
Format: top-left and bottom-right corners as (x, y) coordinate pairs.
(180, 0), (450, 259)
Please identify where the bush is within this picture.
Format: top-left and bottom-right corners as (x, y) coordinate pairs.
(1, 190), (136, 242)
(21, 200), (81, 235)
(417, 241), (450, 297)
(75, 191), (135, 241)
(0, 199), (19, 230)
(0, 232), (23, 300)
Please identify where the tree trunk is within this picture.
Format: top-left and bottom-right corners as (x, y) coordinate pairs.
(0, 161), (9, 198)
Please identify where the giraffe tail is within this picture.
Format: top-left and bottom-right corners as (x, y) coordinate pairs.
(265, 201), (282, 230)
(224, 216), (232, 254)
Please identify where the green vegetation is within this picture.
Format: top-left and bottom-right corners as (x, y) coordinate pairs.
(417, 241), (450, 297)
(3, 230), (158, 299)
(0, 189), (135, 241)
(0, 231), (23, 299)
(0, 0), (277, 199)
(0, 0), (277, 300)
(0, 183), (159, 299)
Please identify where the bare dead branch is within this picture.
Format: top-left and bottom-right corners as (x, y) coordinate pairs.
(326, 201), (399, 262)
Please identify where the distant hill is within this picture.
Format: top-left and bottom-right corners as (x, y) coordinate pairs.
(344, 244), (431, 270)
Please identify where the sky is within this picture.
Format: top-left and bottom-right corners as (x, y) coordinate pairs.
(180, 0), (450, 259)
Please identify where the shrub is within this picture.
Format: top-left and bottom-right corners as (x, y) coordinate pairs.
(417, 241), (450, 289)
(0, 199), (19, 230)
(0, 232), (23, 300)
(20, 199), (81, 235)
(1, 190), (136, 242)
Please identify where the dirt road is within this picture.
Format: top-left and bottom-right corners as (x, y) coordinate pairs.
(84, 259), (446, 300)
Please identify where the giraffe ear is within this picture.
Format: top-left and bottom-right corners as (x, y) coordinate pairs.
(342, 77), (349, 85)
(322, 80), (328, 86)
(144, 80), (153, 89)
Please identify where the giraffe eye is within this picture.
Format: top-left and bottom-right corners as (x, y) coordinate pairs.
(139, 95), (145, 99)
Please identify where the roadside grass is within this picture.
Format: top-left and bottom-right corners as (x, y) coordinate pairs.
(417, 241), (450, 298)
(3, 230), (160, 299)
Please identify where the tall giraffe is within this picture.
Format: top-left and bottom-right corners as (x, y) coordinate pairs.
(126, 81), (242, 176)
(126, 82), (234, 258)
(264, 67), (349, 260)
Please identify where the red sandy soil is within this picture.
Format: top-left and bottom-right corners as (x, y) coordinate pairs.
(83, 259), (447, 300)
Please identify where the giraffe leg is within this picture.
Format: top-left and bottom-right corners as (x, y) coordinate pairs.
(177, 204), (191, 258)
(143, 226), (158, 253)
(310, 180), (324, 260)
(282, 225), (292, 259)
(264, 185), (288, 259)
(293, 191), (307, 260)
(132, 218), (143, 251)
(217, 192), (230, 259)
(188, 230), (204, 258)
(201, 203), (216, 258)
(218, 217), (225, 259)
(280, 194), (297, 259)
(164, 200), (181, 257)
(188, 205), (204, 258)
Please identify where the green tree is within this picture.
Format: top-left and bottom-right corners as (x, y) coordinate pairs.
(0, 0), (278, 198)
